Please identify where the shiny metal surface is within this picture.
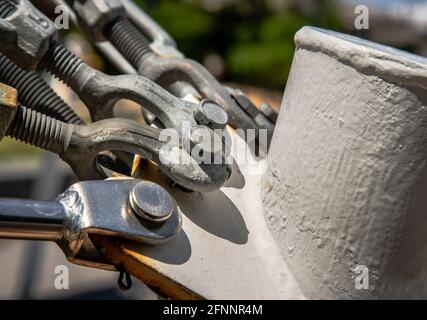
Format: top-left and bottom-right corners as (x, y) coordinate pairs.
(0, 178), (182, 270)
(58, 179), (182, 246)
(0, 198), (65, 241)
(129, 181), (175, 223)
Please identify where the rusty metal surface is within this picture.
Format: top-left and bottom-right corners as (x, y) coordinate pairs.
(0, 82), (17, 108)
(0, 82), (17, 142)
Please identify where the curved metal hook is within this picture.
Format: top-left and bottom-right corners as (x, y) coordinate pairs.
(62, 118), (232, 192)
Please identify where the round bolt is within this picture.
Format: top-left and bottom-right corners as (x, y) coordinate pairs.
(194, 99), (228, 130)
(129, 181), (175, 223)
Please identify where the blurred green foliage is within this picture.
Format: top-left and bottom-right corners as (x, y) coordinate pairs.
(0, 137), (40, 161)
(135, 0), (343, 89)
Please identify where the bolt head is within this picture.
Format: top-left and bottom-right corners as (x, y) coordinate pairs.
(194, 99), (228, 130)
(129, 181), (175, 223)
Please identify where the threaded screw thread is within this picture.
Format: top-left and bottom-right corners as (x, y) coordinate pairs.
(6, 105), (71, 154)
(40, 40), (84, 87)
(0, 1), (16, 18)
(0, 54), (83, 124)
(107, 18), (152, 69)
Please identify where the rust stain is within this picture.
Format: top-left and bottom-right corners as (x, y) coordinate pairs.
(131, 155), (142, 177)
(91, 235), (204, 300)
(0, 83), (17, 108)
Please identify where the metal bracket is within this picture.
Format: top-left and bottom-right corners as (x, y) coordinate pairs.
(0, 178), (182, 271)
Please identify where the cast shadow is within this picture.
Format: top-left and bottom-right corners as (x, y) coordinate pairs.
(133, 229), (192, 265)
(173, 188), (249, 245)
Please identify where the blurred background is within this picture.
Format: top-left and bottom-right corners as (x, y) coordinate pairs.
(0, 0), (426, 299)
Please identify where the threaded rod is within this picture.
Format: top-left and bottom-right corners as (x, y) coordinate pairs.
(107, 18), (152, 69)
(6, 105), (72, 155)
(0, 54), (83, 124)
(40, 40), (85, 88)
(0, 1), (16, 18)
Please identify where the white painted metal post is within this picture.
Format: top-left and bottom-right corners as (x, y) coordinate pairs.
(262, 27), (427, 299)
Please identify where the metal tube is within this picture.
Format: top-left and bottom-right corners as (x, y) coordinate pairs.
(0, 198), (65, 241)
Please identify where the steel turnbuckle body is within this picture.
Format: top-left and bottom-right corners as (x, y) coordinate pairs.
(0, 82), (230, 191)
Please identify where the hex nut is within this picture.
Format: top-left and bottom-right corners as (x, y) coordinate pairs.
(0, 0), (57, 70)
(194, 99), (228, 130)
(73, 0), (126, 42)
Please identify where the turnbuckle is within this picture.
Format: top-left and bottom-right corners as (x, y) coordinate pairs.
(65, 0), (276, 135)
(0, 0), (232, 191)
(0, 82), (231, 191)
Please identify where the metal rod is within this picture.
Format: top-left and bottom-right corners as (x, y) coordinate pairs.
(0, 198), (65, 241)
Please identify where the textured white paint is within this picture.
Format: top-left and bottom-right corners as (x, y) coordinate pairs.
(262, 27), (427, 299)
(135, 132), (304, 299)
